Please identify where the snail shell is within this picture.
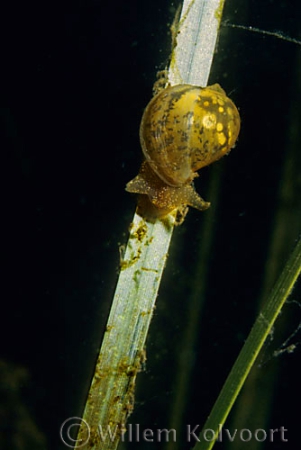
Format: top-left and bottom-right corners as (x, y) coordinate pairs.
(126, 83), (240, 219)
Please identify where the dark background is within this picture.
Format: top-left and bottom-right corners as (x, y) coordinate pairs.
(1, 1), (301, 449)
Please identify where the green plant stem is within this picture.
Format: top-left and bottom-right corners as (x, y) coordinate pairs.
(75, 1), (226, 449)
(193, 236), (301, 450)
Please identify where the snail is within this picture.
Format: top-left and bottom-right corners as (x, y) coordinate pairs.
(126, 83), (240, 219)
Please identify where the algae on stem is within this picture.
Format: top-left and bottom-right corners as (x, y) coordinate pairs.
(75, 1), (226, 449)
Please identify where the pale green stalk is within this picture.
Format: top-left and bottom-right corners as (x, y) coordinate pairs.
(74, 1), (226, 449)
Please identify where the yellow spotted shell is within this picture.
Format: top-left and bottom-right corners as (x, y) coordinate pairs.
(126, 83), (240, 220)
(140, 83), (240, 186)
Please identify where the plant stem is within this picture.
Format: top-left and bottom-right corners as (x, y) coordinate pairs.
(75, 1), (226, 449)
(193, 236), (301, 450)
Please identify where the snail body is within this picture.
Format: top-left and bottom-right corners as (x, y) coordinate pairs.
(126, 83), (240, 219)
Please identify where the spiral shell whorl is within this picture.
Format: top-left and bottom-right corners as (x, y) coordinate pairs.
(126, 83), (240, 220)
(139, 84), (240, 187)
